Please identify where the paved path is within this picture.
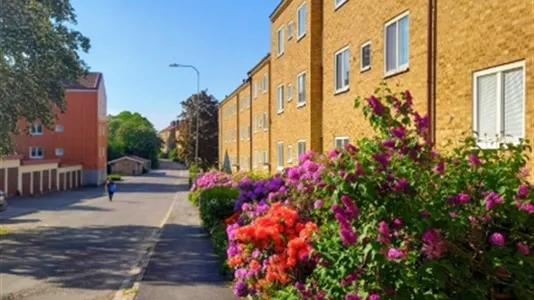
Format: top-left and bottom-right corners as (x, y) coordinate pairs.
(135, 175), (236, 300)
(0, 165), (186, 300)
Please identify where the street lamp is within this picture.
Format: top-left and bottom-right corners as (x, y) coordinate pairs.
(169, 63), (200, 164)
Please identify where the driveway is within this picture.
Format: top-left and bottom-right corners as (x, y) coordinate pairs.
(0, 167), (187, 300)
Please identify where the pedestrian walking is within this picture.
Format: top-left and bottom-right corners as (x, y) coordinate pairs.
(106, 179), (116, 201)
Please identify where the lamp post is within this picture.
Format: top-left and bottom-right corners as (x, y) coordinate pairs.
(169, 63), (200, 164)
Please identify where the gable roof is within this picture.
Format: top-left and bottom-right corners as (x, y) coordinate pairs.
(64, 72), (102, 90)
(108, 155), (150, 165)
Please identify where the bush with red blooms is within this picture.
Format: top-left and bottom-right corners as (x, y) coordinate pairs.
(223, 84), (533, 300)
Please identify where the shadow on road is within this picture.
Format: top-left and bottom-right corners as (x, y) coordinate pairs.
(0, 218), (40, 225)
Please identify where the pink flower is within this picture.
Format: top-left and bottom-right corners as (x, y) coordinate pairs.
(516, 242), (530, 255)
(345, 144), (359, 155)
(403, 90), (413, 107)
(458, 193), (470, 204)
(368, 95), (384, 116)
(373, 153), (390, 169)
(341, 195), (359, 219)
(520, 202), (534, 213)
(449, 211), (457, 218)
(345, 294), (361, 300)
(387, 248), (406, 260)
(377, 221), (391, 245)
(469, 153), (482, 167)
(422, 229), (446, 259)
(393, 178), (409, 192)
(391, 218), (403, 229)
(485, 191), (504, 210)
(414, 112), (429, 136)
(367, 294), (381, 300)
(432, 159), (445, 174)
(329, 149), (340, 159)
(517, 184), (529, 199)
(421, 210), (430, 218)
(489, 232), (505, 246)
(355, 162), (365, 175)
(382, 139), (396, 148)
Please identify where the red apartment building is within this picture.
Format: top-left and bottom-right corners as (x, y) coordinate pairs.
(10, 72), (108, 190)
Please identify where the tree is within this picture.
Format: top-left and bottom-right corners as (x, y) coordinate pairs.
(107, 111), (163, 169)
(0, 0), (90, 156)
(176, 90), (219, 169)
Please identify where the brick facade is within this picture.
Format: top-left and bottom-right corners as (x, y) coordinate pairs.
(217, 0), (533, 176)
(219, 90), (240, 172)
(237, 82), (252, 171)
(250, 55), (272, 174)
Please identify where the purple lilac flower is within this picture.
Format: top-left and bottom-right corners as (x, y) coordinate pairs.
(469, 153), (482, 167)
(391, 218), (403, 229)
(391, 126), (407, 139)
(421, 209), (430, 218)
(414, 112), (429, 136)
(393, 178), (409, 192)
(341, 195), (359, 219)
(345, 143), (359, 155)
(314, 200), (324, 209)
(340, 228), (357, 246)
(484, 191), (504, 210)
(346, 294), (361, 300)
(234, 268), (247, 279)
(432, 159), (445, 174)
(377, 221), (391, 245)
(368, 95), (384, 115)
(458, 193), (470, 204)
(387, 248), (406, 260)
(373, 153), (390, 169)
(367, 294), (381, 300)
(490, 232), (505, 246)
(233, 280), (248, 297)
(517, 184), (529, 199)
(519, 202), (534, 213)
(382, 139), (396, 148)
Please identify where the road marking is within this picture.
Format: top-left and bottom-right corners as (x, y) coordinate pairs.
(112, 190), (180, 300)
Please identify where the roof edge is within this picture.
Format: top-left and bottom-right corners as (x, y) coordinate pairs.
(219, 78), (251, 107)
(269, 0), (291, 21)
(247, 53), (271, 76)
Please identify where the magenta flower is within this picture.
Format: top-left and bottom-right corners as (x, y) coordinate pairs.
(367, 294), (381, 300)
(373, 153), (390, 169)
(449, 211), (457, 218)
(414, 112), (429, 136)
(329, 149), (340, 159)
(520, 202), (534, 213)
(341, 195), (359, 218)
(517, 184), (529, 199)
(355, 162), (365, 175)
(340, 228), (357, 246)
(458, 193), (470, 204)
(368, 95), (384, 116)
(345, 143), (359, 155)
(391, 218), (403, 229)
(390, 126), (406, 139)
(377, 221), (391, 245)
(469, 153), (482, 167)
(314, 200), (324, 209)
(393, 178), (409, 192)
(490, 232), (505, 246)
(382, 139), (396, 148)
(387, 248), (406, 260)
(432, 159), (445, 174)
(345, 294), (361, 300)
(516, 242), (531, 255)
(404, 90), (413, 107)
(422, 229), (446, 259)
(485, 191), (504, 210)
(421, 209), (430, 218)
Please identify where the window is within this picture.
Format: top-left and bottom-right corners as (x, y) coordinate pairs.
(254, 116), (258, 133)
(30, 147), (43, 159)
(263, 150), (268, 166)
(288, 22), (294, 40)
(385, 12), (409, 76)
(55, 148), (64, 156)
(277, 142), (284, 170)
(335, 0), (348, 9)
(254, 151), (258, 167)
(246, 94), (251, 108)
(263, 112), (268, 131)
(297, 72), (306, 107)
(263, 73), (268, 93)
(247, 125), (251, 140)
(287, 84), (293, 100)
(30, 123), (43, 135)
(297, 2), (307, 40)
(277, 84), (284, 113)
(361, 41), (371, 72)
(55, 125), (64, 132)
(473, 61), (525, 148)
(253, 81), (258, 99)
(287, 145), (293, 163)
(297, 140), (306, 158)
(277, 26), (285, 57)
(335, 47), (350, 93)
(335, 137), (350, 149)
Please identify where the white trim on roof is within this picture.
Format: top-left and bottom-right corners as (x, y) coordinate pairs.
(107, 156), (147, 165)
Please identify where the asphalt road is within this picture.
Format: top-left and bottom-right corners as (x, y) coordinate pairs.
(0, 164), (191, 300)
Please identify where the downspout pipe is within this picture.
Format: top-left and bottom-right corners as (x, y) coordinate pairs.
(427, 0), (436, 144)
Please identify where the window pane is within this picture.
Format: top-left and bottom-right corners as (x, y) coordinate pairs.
(503, 68), (524, 139)
(343, 50), (350, 86)
(399, 16), (409, 66)
(477, 74), (498, 141)
(298, 4), (306, 37)
(335, 53), (343, 90)
(386, 23), (397, 71)
(362, 44), (370, 69)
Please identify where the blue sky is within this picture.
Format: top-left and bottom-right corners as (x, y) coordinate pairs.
(72, 0), (279, 130)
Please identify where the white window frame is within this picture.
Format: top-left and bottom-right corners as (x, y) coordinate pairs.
(287, 145), (293, 163)
(263, 150), (269, 169)
(55, 124), (64, 132)
(254, 151), (258, 167)
(297, 71), (306, 107)
(277, 142), (284, 170)
(253, 116), (258, 133)
(334, 46), (350, 93)
(277, 84), (284, 114)
(277, 26), (285, 57)
(334, 0), (348, 10)
(30, 123), (43, 136)
(263, 73), (268, 93)
(297, 140), (306, 158)
(473, 60), (526, 149)
(360, 41), (371, 72)
(288, 21), (294, 40)
(384, 11), (410, 77)
(335, 136), (350, 149)
(55, 148), (64, 156)
(253, 81), (258, 99)
(263, 112), (268, 131)
(287, 83), (293, 101)
(297, 2), (307, 41)
(29, 147), (43, 159)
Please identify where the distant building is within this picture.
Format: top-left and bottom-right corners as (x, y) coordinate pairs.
(159, 121), (180, 154)
(12, 72), (108, 186)
(108, 155), (151, 176)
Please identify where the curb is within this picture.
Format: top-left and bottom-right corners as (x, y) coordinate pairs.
(111, 192), (178, 300)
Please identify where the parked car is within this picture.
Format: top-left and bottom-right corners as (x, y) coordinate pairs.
(0, 190), (6, 213)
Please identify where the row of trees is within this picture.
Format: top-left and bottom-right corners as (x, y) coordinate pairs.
(174, 90), (219, 170)
(108, 112), (162, 169)
(0, 0), (91, 156)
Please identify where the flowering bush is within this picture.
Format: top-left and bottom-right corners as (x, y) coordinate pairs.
(189, 171), (237, 205)
(223, 85), (534, 299)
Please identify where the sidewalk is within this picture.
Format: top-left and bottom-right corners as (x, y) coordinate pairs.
(135, 188), (236, 300)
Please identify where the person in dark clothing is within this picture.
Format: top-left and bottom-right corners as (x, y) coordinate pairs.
(106, 180), (116, 201)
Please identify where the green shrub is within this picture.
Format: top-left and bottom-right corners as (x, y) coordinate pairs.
(199, 187), (239, 230)
(107, 174), (122, 181)
(169, 148), (178, 160)
(210, 224), (232, 277)
(188, 189), (202, 206)
(159, 152), (169, 159)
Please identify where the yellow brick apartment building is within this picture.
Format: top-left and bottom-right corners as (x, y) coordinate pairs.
(219, 0), (533, 174)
